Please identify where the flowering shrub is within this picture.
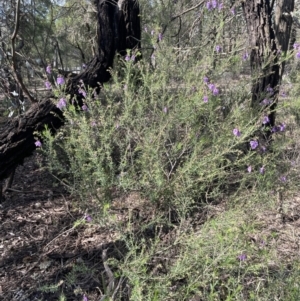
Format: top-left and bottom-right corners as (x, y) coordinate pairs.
(41, 39), (289, 213)
(37, 2), (298, 300)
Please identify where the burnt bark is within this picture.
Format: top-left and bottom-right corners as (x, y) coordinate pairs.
(0, 99), (64, 179)
(67, 0), (141, 102)
(0, 0), (141, 182)
(242, 0), (294, 137)
(242, 1), (279, 111)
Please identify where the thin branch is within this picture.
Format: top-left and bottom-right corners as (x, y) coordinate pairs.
(11, 0), (21, 41)
(11, 0), (37, 103)
(171, 0), (206, 20)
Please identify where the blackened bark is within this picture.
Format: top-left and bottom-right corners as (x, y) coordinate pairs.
(67, 0), (141, 102)
(117, 0), (141, 54)
(242, 0), (279, 111)
(0, 0), (141, 181)
(242, 0), (294, 136)
(0, 99), (64, 179)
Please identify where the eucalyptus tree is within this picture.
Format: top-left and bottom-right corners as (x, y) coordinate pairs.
(243, 0), (295, 139)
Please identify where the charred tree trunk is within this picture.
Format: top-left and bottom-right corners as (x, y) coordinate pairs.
(0, 0), (141, 182)
(67, 0), (141, 102)
(242, 0), (294, 139)
(0, 100), (64, 180)
(242, 0), (279, 126)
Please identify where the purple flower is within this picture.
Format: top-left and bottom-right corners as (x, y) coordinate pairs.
(203, 95), (209, 103)
(82, 63), (87, 69)
(206, 1), (212, 10)
(144, 27), (148, 33)
(238, 253), (247, 261)
(230, 7), (235, 15)
(266, 86), (274, 94)
(261, 146), (267, 152)
(46, 65), (51, 74)
(151, 30), (155, 36)
(250, 140), (258, 150)
(280, 176), (287, 182)
(242, 52), (249, 61)
(84, 214), (92, 223)
(279, 123), (286, 132)
(212, 0), (217, 9)
(281, 91), (287, 97)
(35, 140), (42, 147)
(296, 52), (300, 59)
(45, 81), (51, 90)
(260, 166), (265, 174)
(261, 99), (271, 106)
(163, 107), (168, 113)
(158, 33), (163, 42)
(218, 2), (223, 10)
(293, 43), (300, 50)
(91, 121), (97, 127)
(215, 45), (221, 53)
(57, 76), (65, 85)
(79, 88), (87, 98)
(131, 54), (136, 62)
(203, 76), (209, 84)
(57, 98), (67, 110)
(262, 115), (270, 125)
(233, 128), (241, 137)
(83, 294), (88, 301)
(82, 104), (88, 111)
(273, 123), (286, 132)
(247, 166), (252, 173)
(125, 55), (130, 61)
(212, 87), (219, 96)
(208, 83), (215, 91)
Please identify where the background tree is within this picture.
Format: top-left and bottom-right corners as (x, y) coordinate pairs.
(242, 0), (295, 139)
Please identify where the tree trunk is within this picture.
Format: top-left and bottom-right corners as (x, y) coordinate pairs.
(0, 0), (141, 182)
(0, 99), (63, 180)
(242, 0), (294, 138)
(274, 0), (295, 76)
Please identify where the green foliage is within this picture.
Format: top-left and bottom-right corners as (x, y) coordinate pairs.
(43, 55), (262, 208)
(115, 204), (300, 301)
(39, 1), (299, 300)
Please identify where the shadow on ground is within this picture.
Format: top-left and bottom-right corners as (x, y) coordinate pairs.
(0, 154), (130, 300)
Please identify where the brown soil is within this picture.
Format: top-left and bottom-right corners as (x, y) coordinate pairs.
(0, 153), (128, 301)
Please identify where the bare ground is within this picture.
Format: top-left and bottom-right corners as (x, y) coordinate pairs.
(0, 153), (129, 301)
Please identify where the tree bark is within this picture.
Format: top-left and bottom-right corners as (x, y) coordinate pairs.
(0, 0), (141, 182)
(242, 0), (294, 137)
(0, 99), (63, 179)
(274, 0), (295, 76)
(67, 0), (141, 102)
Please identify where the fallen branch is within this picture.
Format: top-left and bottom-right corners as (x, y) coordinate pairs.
(0, 0), (141, 182)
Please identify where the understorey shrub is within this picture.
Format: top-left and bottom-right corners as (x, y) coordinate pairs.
(42, 44), (288, 217)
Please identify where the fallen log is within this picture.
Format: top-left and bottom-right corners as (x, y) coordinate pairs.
(0, 0), (141, 182)
(0, 98), (63, 180)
